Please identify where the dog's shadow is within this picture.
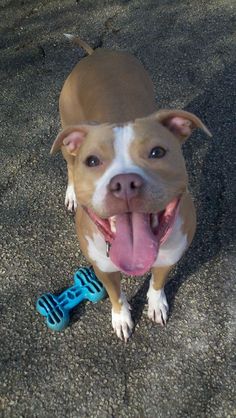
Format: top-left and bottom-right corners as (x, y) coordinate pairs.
(129, 275), (151, 325)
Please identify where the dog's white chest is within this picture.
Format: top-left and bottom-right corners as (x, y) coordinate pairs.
(86, 232), (119, 273)
(153, 214), (188, 267)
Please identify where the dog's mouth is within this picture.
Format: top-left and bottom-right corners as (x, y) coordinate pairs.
(84, 197), (179, 276)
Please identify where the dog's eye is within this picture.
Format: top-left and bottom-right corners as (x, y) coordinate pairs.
(84, 155), (101, 167)
(149, 146), (166, 159)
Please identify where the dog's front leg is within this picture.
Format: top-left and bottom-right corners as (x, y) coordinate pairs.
(61, 147), (77, 212)
(147, 265), (174, 326)
(93, 267), (133, 341)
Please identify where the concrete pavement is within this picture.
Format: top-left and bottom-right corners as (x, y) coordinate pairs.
(1, 0), (235, 417)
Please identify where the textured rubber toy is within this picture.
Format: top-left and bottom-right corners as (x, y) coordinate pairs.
(36, 267), (106, 331)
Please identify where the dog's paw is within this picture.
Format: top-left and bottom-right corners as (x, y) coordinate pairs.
(147, 284), (169, 326)
(65, 184), (77, 212)
(112, 293), (133, 342)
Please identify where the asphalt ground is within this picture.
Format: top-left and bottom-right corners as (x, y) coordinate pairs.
(0, 0), (235, 417)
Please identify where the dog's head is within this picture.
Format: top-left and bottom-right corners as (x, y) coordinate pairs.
(52, 110), (211, 275)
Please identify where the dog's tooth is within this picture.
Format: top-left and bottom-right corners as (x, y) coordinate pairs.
(110, 223), (116, 233)
(109, 216), (116, 233)
(151, 214), (158, 229)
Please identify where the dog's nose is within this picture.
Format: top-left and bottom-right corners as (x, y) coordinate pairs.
(109, 173), (143, 200)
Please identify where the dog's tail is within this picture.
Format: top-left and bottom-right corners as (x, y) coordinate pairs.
(64, 33), (94, 55)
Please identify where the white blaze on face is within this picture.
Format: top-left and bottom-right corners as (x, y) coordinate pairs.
(92, 124), (148, 211)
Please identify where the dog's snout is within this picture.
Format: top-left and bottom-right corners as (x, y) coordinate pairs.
(109, 173), (143, 200)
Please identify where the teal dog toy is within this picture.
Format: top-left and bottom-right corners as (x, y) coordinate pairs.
(36, 267), (106, 331)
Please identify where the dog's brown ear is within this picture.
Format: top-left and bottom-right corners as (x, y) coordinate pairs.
(50, 125), (91, 155)
(153, 109), (212, 142)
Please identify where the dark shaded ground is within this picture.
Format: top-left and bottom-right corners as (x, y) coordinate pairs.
(0, 0), (235, 417)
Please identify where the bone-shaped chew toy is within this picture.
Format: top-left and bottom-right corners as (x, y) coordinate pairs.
(36, 267), (106, 331)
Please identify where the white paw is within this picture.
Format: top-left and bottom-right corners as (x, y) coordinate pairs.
(147, 279), (169, 326)
(65, 184), (77, 212)
(112, 293), (133, 342)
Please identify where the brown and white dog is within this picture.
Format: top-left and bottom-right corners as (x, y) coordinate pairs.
(51, 36), (211, 341)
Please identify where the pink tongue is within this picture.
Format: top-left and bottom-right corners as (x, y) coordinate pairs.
(109, 213), (159, 276)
